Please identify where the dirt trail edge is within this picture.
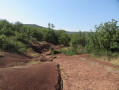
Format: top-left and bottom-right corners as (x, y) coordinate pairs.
(54, 54), (119, 90)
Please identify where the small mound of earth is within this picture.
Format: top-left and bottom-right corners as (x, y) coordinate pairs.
(30, 42), (51, 53)
(0, 62), (62, 90)
(0, 53), (30, 68)
(30, 41), (63, 54)
(40, 56), (51, 62)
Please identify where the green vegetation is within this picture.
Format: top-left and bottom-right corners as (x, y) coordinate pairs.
(86, 19), (119, 57)
(0, 20), (70, 54)
(0, 19), (119, 60)
(62, 47), (78, 56)
(50, 47), (55, 56)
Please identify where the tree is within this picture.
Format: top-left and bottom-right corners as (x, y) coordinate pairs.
(51, 24), (55, 29)
(48, 23), (51, 29)
(86, 19), (119, 55)
(71, 31), (86, 48)
(48, 23), (55, 29)
(56, 30), (70, 46)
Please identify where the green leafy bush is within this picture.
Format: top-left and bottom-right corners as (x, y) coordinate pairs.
(86, 19), (119, 56)
(62, 47), (78, 56)
(50, 47), (55, 56)
(0, 35), (26, 53)
(56, 30), (70, 46)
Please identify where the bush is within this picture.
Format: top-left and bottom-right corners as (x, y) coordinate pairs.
(62, 47), (78, 56)
(56, 30), (70, 46)
(50, 47), (55, 56)
(86, 19), (119, 55)
(0, 35), (26, 53)
(111, 53), (119, 58)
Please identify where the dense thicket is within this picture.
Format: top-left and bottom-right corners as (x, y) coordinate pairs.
(63, 32), (86, 55)
(86, 19), (119, 56)
(0, 20), (71, 53)
(0, 19), (118, 56)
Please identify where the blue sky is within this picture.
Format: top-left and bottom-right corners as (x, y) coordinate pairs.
(0, 0), (119, 31)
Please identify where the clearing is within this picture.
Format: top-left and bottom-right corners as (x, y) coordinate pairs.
(0, 42), (119, 90)
(54, 54), (119, 90)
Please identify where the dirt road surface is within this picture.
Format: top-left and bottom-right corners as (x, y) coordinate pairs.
(54, 54), (119, 90)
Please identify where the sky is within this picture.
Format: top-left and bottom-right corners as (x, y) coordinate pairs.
(0, 0), (119, 32)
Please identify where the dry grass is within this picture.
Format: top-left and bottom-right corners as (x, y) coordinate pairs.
(30, 53), (40, 58)
(0, 52), (4, 57)
(27, 59), (41, 65)
(96, 56), (119, 66)
(106, 67), (119, 73)
(11, 59), (41, 68)
(26, 52), (41, 58)
(110, 58), (119, 66)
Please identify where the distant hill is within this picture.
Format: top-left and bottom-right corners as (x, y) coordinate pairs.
(24, 24), (90, 34)
(67, 31), (78, 34)
(67, 31), (90, 35)
(24, 24), (43, 28)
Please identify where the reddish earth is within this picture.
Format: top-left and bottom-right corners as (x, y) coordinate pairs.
(30, 41), (64, 54)
(0, 53), (31, 68)
(54, 54), (119, 90)
(0, 52), (62, 90)
(1, 42), (119, 90)
(0, 63), (61, 90)
(79, 54), (119, 68)
(31, 42), (51, 53)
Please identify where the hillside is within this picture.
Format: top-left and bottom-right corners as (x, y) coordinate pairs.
(24, 24), (90, 34)
(24, 24), (43, 28)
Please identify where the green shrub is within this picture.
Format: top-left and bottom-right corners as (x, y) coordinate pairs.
(86, 19), (119, 56)
(62, 47), (78, 56)
(111, 53), (119, 58)
(0, 35), (26, 53)
(50, 47), (55, 56)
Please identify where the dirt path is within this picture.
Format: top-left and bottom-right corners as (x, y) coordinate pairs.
(54, 54), (119, 90)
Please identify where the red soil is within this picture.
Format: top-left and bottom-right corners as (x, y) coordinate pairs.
(0, 63), (61, 90)
(1, 42), (119, 90)
(54, 54), (119, 90)
(30, 42), (51, 53)
(0, 52), (62, 90)
(79, 54), (119, 68)
(0, 53), (31, 68)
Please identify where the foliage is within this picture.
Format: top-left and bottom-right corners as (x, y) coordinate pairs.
(50, 47), (55, 56)
(86, 19), (119, 57)
(70, 31), (86, 48)
(0, 35), (26, 53)
(56, 30), (70, 46)
(42, 29), (58, 44)
(0, 19), (119, 58)
(0, 19), (70, 53)
(62, 46), (78, 56)
(61, 31), (87, 56)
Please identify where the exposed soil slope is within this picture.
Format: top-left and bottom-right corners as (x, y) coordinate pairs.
(0, 53), (30, 68)
(54, 54), (119, 90)
(0, 51), (62, 90)
(0, 62), (61, 90)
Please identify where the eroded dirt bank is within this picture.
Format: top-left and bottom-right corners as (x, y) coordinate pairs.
(54, 54), (119, 90)
(0, 52), (62, 90)
(0, 62), (62, 90)
(1, 48), (119, 90)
